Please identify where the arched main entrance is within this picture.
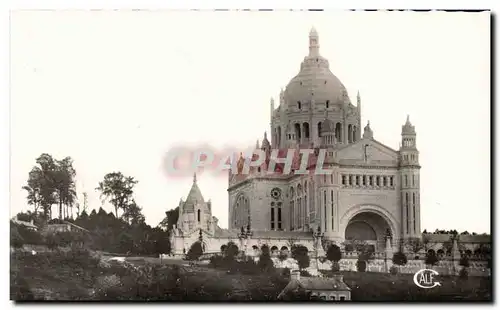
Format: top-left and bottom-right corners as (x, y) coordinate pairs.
(341, 205), (398, 252)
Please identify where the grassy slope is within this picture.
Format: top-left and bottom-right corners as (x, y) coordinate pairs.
(11, 252), (492, 301)
(326, 271), (492, 301)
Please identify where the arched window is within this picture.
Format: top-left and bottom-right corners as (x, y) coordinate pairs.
(405, 175), (408, 187)
(335, 122), (342, 143)
(294, 123), (301, 141)
(405, 193), (410, 234)
(197, 209), (201, 222)
(303, 123), (310, 139)
(324, 191), (327, 231)
(297, 101), (302, 110)
(317, 122), (322, 138)
(297, 184), (303, 228)
(348, 124), (353, 143)
(277, 202), (282, 230)
(233, 194), (250, 229)
(413, 193), (416, 232)
(277, 127), (282, 147)
(331, 190), (334, 231)
(270, 201), (275, 230)
(353, 126), (357, 142)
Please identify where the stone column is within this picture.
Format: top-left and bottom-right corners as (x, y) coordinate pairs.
(319, 190), (326, 233)
(385, 235), (393, 272)
(326, 190), (332, 233)
(451, 236), (461, 275)
(312, 229), (325, 269)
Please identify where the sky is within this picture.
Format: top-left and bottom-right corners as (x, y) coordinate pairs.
(9, 10), (490, 233)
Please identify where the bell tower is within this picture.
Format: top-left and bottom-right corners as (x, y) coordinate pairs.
(399, 115), (421, 241)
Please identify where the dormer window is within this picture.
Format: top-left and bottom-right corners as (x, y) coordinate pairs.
(326, 100), (330, 108)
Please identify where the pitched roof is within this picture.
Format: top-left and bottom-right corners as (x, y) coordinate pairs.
(184, 173), (205, 205)
(278, 276), (350, 299)
(11, 219), (38, 229)
(297, 277), (351, 291)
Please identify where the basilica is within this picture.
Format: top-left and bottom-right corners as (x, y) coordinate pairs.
(169, 28), (421, 256)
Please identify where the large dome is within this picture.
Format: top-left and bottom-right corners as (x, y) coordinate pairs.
(284, 28), (349, 105)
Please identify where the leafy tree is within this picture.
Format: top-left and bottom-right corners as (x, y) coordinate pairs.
(224, 242), (239, 261)
(258, 245), (274, 271)
(392, 251), (408, 271)
(22, 167), (44, 215)
(122, 200), (145, 225)
(117, 232), (134, 254)
(50, 156), (77, 220)
(291, 244), (310, 271)
(82, 192), (89, 213)
(23, 154), (77, 220)
(326, 244), (342, 272)
(96, 172), (138, 218)
(187, 241), (203, 261)
(159, 207), (179, 231)
(425, 251), (439, 266)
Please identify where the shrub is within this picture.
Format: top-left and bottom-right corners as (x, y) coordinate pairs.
(392, 251), (408, 266)
(356, 259), (367, 272)
(291, 245), (310, 270)
(389, 265), (398, 275)
(326, 244), (342, 264)
(425, 251), (439, 266)
(258, 245), (274, 272)
(186, 241), (203, 261)
(224, 242), (239, 261)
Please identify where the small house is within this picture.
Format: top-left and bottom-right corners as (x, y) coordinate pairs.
(278, 270), (351, 301)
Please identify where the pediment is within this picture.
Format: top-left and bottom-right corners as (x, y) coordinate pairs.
(336, 138), (399, 166)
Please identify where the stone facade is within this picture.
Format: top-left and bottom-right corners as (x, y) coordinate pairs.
(169, 28), (490, 261)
